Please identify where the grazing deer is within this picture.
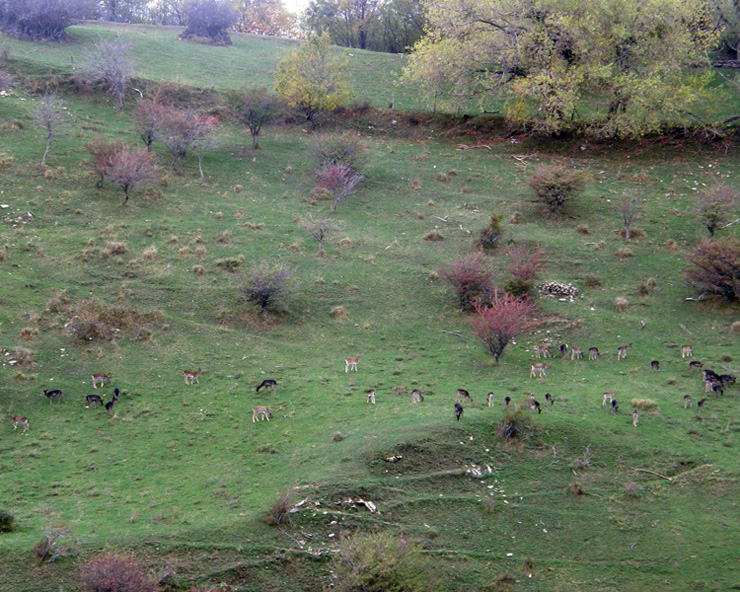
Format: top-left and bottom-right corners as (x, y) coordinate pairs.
(455, 389), (473, 404)
(705, 379), (718, 393)
(571, 347), (583, 360)
(611, 399), (619, 415)
(559, 344), (569, 358)
(85, 394), (104, 408)
(345, 355), (363, 373)
(588, 347), (600, 361)
(712, 383), (724, 396)
(617, 344), (632, 361)
(603, 391), (616, 406)
(651, 361), (660, 373)
(534, 345), (551, 359)
(528, 396), (541, 414)
(682, 345), (693, 358)
(530, 363), (550, 378)
(412, 389), (424, 403)
(683, 395), (692, 409)
(504, 396), (511, 408)
(367, 389), (376, 404)
(487, 392), (495, 407)
(6, 412), (28, 432)
(719, 374), (736, 387)
(545, 393), (553, 405)
(454, 403), (463, 421)
(252, 406), (272, 422)
(697, 398), (706, 410)
(689, 361), (703, 374)
(256, 379), (277, 393)
(183, 368), (201, 385)
(92, 374), (110, 389)
(43, 389), (63, 405)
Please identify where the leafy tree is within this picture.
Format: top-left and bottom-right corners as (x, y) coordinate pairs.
(96, 0), (149, 22)
(274, 33), (354, 128)
(132, 98), (168, 151)
(180, 0), (238, 45)
(712, 0), (740, 59)
(83, 36), (135, 111)
(31, 93), (69, 166)
(696, 183), (739, 237)
(236, 0), (296, 37)
(0, 0), (92, 41)
(106, 145), (158, 204)
(440, 252), (497, 312)
(316, 162), (363, 212)
(405, 0), (716, 136)
(146, 0), (187, 25)
(156, 106), (217, 168)
(229, 86), (284, 149)
(191, 115), (221, 183)
(471, 291), (537, 364)
(85, 138), (127, 187)
(528, 164), (588, 219)
(686, 237), (740, 302)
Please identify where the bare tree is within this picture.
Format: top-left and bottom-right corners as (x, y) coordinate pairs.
(84, 36), (135, 112)
(157, 106), (215, 168)
(85, 138), (127, 187)
(315, 162), (363, 212)
(106, 145), (158, 204)
(31, 93), (68, 166)
(298, 216), (341, 255)
(192, 116), (221, 183)
(616, 190), (643, 240)
(229, 85), (283, 149)
(131, 98), (167, 151)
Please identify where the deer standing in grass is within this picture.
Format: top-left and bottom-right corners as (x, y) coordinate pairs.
(632, 410), (639, 427)
(545, 393), (553, 405)
(588, 347), (599, 361)
(43, 389), (63, 405)
(689, 361), (703, 374)
(534, 345), (551, 359)
(345, 355), (363, 373)
(367, 390), (376, 404)
(603, 392), (616, 406)
(530, 363), (550, 378)
(487, 392), (495, 407)
(617, 344), (632, 361)
(6, 412), (28, 432)
(183, 368), (201, 385)
(611, 399), (619, 415)
(682, 345), (693, 358)
(571, 347), (583, 360)
(411, 389), (423, 403)
(252, 406), (272, 422)
(651, 361), (660, 372)
(684, 395), (692, 409)
(85, 394), (104, 408)
(92, 374), (110, 389)
(454, 403), (463, 421)
(256, 379), (277, 393)
(455, 389), (473, 404)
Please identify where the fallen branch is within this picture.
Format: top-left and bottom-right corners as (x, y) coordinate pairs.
(679, 323), (694, 336)
(633, 468), (673, 481)
(442, 330), (464, 338)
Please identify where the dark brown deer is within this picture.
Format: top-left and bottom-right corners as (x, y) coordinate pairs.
(454, 403), (463, 421)
(256, 379), (277, 393)
(545, 393), (553, 405)
(611, 399), (619, 415)
(43, 389), (63, 405)
(651, 361), (660, 372)
(688, 361), (703, 374)
(85, 394), (104, 408)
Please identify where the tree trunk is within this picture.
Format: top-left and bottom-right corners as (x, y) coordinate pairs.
(198, 154), (204, 184)
(252, 132), (260, 149)
(41, 129), (52, 166)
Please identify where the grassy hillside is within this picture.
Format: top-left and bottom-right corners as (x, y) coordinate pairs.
(1, 23), (740, 592)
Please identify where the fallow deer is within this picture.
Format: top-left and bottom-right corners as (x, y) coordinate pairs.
(682, 345), (694, 358)
(559, 344), (569, 358)
(486, 392), (495, 407)
(85, 394), (104, 408)
(105, 390), (119, 415)
(588, 347), (600, 361)
(454, 403), (463, 421)
(545, 393), (553, 405)
(617, 344), (632, 361)
(611, 399), (619, 415)
(651, 361), (660, 373)
(504, 396), (511, 408)
(528, 396), (541, 414)
(252, 406), (273, 422)
(697, 398), (706, 410)
(632, 410), (639, 427)
(603, 391), (616, 406)
(530, 363), (550, 378)
(256, 379), (277, 393)
(571, 347), (583, 360)
(183, 368), (201, 385)
(719, 374), (736, 387)
(412, 389), (424, 403)
(367, 389), (376, 404)
(6, 412), (28, 432)
(345, 355), (363, 373)
(689, 361), (703, 374)
(534, 345), (551, 359)
(43, 389), (63, 405)
(455, 389), (473, 404)
(683, 395), (692, 409)
(92, 374), (110, 389)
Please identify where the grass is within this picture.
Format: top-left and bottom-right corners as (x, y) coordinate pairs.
(1, 22), (740, 592)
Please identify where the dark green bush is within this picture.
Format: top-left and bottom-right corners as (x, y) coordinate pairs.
(0, 509), (15, 532)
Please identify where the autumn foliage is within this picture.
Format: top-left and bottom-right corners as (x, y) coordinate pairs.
(78, 551), (159, 592)
(686, 237), (740, 302)
(316, 162), (364, 212)
(441, 252), (497, 312)
(471, 291), (537, 363)
(505, 245), (548, 296)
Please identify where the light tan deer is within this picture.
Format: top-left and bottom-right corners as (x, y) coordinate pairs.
(682, 345), (693, 358)
(684, 395), (692, 409)
(183, 368), (201, 385)
(530, 363), (551, 378)
(412, 389), (424, 403)
(588, 347), (600, 361)
(92, 374), (110, 389)
(455, 389), (474, 404)
(632, 410), (639, 427)
(617, 344), (632, 361)
(345, 355), (363, 373)
(252, 406), (272, 422)
(6, 412), (28, 433)
(534, 345), (551, 359)
(487, 392), (495, 407)
(367, 389), (376, 404)
(571, 347), (583, 360)
(602, 391), (616, 406)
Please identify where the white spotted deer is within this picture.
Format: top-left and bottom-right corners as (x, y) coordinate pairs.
(183, 368), (201, 385)
(602, 391), (616, 406)
(367, 389), (376, 404)
(345, 355), (363, 373)
(682, 345), (693, 358)
(588, 347), (600, 361)
(534, 345), (552, 359)
(6, 412), (28, 433)
(252, 406), (273, 422)
(571, 347), (583, 360)
(486, 392), (495, 407)
(530, 363), (551, 378)
(412, 389), (424, 403)
(455, 389), (474, 404)
(617, 344), (632, 361)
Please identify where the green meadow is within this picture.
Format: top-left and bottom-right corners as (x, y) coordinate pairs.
(0, 23), (739, 592)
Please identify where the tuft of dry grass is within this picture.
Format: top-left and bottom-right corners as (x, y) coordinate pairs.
(616, 248), (634, 259)
(330, 305), (349, 321)
(614, 297), (628, 312)
(576, 224), (590, 235)
(216, 230), (232, 243)
(142, 246), (157, 261)
(631, 398), (658, 411)
(105, 242), (128, 255)
(422, 230), (444, 242)
(637, 277), (657, 296)
(19, 327), (38, 341)
(435, 172), (449, 182)
(195, 246), (207, 258)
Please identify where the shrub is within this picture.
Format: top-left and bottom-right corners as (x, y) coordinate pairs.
(331, 531), (437, 592)
(696, 183), (739, 237)
(477, 213), (505, 251)
(440, 252), (497, 312)
(315, 162), (364, 213)
(0, 0), (90, 41)
(240, 262), (297, 315)
(311, 131), (368, 172)
(422, 230), (444, 242)
(180, 0), (238, 45)
(12, 347), (33, 367)
(19, 327), (38, 341)
(528, 164), (587, 218)
(0, 509), (14, 532)
(631, 398), (658, 411)
(79, 551), (159, 592)
(265, 492), (293, 526)
(504, 245), (547, 296)
(471, 292), (537, 363)
(686, 237), (740, 302)
(216, 257), (242, 273)
(496, 408), (535, 441)
(637, 277), (657, 296)
(616, 248), (634, 258)
(32, 526), (76, 564)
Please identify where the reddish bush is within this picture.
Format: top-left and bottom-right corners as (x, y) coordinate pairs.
(86, 139), (127, 188)
(505, 245), (547, 296)
(440, 252), (497, 312)
(471, 291), (537, 363)
(315, 162), (363, 212)
(686, 237), (740, 302)
(78, 551), (158, 592)
(107, 147), (158, 205)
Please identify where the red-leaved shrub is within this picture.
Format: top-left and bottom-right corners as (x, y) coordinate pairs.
(79, 551), (159, 592)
